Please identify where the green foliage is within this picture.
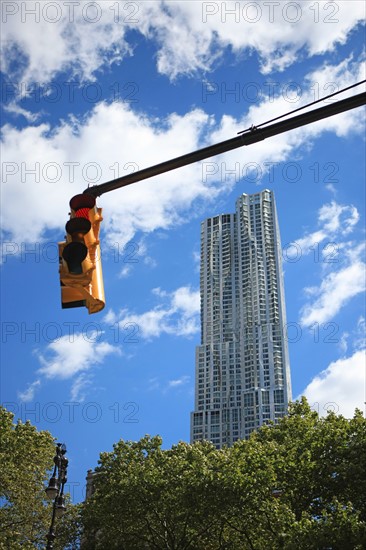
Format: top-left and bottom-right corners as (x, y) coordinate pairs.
(0, 406), (55, 548)
(0, 406), (81, 549)
(82, 399), (366, 549)
(54, 502), (83, 550)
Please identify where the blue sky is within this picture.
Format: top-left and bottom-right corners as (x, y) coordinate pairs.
(1, 1), (365, 504)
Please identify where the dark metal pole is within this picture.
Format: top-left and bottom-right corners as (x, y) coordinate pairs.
(83, 91), (365, 198)
(46, 444), (68, 550)
(46, 500), (57, 550)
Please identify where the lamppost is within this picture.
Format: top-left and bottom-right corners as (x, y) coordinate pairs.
(45, 443), (68, 549)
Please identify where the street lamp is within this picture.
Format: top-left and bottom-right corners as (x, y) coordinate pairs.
(45, 443), (68, 549)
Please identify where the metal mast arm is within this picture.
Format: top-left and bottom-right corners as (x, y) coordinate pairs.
(84, 92), (366, 198)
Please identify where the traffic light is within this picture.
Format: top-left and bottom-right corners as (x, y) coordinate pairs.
(58, 193), (105, 314)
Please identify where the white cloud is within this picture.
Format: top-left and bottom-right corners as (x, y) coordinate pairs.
(119, 264), (133, 278)
(300, 349), (366, 418)
(17, 379), (41, 402)
(338, 332), (349, 354)
(207, 55), (365, 151)
(154, 1), (364, 77)
(294, 200), (360, 255)
(319, 201), (359, 235)
(107, 285), (200, 340)
(300, 243), (365, 327)
(1, 57), (364, 248)
(143, 256), (157, 269)
(193, 250), (200, 272)
(130, 238), (158, 272)
(325, 183), (337, 196)
(168, 375), (190, 388)
(37, 332), (120, 379)
(147, 374), (191, 393)
(337, 317), (366, 356)
(1, 103), (212, 245)
(70, 373), (92, 402)
(18, 332), (120, 402)
(3, 102), (42, 123)
(171, 286), (201, 317)
(352, 316), (366, 352)
(2, 1), (363, 84)
(1, 1), (132, 85)
(197, 57), (365, 199)
(293, 196), (364, 329)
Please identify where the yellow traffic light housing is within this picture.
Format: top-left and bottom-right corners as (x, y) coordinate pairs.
(59, 194), (105, 314)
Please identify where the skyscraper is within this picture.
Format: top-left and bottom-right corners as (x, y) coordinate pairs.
(190, 190), (292, 448)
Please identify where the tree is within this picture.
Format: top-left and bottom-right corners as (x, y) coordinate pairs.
(54, 502), (83, 550)
(250, 398), (366, 548)
(0, 405), (80, 549)
(82, 435), (227, 549)
(82, 399), (366, 549)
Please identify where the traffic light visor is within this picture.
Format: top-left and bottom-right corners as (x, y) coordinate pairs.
(69, 194), (96, 211)
(62, 241), (88, 274)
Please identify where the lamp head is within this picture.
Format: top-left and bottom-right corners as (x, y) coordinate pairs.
(55, 495), (66, 517)
(45, 477), (58, 500)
